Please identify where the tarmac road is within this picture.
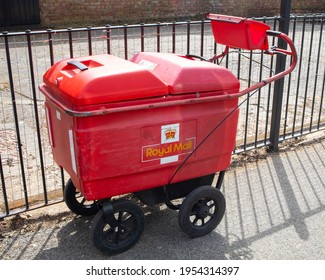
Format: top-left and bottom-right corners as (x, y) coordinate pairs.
(0, 135), (325, 260)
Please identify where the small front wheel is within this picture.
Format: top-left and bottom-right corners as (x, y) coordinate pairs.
(92, 199), (145, 254)
(178, 185), (225, 238)
(64, 179), (99, 216)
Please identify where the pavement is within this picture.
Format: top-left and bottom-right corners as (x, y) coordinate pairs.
(0, 133), (325, 260)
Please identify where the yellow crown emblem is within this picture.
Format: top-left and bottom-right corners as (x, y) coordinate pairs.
(165, 128), (176, 140)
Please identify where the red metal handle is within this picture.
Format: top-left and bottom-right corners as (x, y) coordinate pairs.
(208, 46), (230, 62)
(39, 83), (239, 117)
(236, 31), (297, 97)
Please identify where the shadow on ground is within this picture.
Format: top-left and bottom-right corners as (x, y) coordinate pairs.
(33, 206), (253, 260)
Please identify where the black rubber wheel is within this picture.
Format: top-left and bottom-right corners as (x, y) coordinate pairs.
(178, 185), (225, 238)
(64, 179), (99, 216)
(92, 199), (145, 254)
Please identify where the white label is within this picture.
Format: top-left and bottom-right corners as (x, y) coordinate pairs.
(138, 59), (158, 71)
(45, 107), (53, 147)
(56, 110), (61, 120)
(160, 155), (179, 165)
(68, 130), (77, 174)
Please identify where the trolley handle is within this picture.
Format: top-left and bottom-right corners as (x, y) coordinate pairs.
(238, 30), (297, 96)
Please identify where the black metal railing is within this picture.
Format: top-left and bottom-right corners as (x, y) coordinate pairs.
(0, 14), (324, 218)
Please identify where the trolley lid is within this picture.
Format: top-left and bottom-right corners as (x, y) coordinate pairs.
(42, 54), (169, 106)
(130, 52), (240, 94)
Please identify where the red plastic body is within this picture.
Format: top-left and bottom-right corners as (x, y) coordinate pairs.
(40, 53), (240, 201)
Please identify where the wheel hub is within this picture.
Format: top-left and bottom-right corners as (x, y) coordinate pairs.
(197, 203), (210, 219)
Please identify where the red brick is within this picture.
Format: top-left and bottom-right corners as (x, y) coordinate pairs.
(38, 0), (325, 27)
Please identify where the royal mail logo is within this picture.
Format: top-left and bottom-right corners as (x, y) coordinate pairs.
(161, 123), (179, 144)
(142, 123), (196, 164)
(165, 128), (176, 140)
(143, 139), (195, 160)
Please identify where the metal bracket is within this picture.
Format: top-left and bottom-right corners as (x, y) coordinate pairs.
(100, 200), (115, 225)
(216, 170), (226, 189)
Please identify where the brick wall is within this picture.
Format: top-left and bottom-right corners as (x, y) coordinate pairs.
(39, 0), (325, 27)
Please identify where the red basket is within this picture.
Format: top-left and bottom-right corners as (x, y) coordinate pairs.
(206, 14), (271, 50)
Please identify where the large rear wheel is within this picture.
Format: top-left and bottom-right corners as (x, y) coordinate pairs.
(178, 185), (225, 238)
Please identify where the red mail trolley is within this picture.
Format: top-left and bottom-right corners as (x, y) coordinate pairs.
(40, 14), (297, 254)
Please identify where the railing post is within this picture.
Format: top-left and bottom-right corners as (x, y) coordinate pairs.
(269, 0), (292, 151)
(3, 31), (29, 210)
(106, 24), (111, 54)
(123, 24), (128, 60)
(0, 153), (10, 216)
(87, 26), (93, 56)
(26, 30), (48, 204)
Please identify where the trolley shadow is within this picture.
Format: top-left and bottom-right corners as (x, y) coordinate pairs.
(34, 143), (325, 259)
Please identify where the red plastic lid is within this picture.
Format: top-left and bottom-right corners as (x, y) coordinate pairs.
(43, 54), (169, 106)
(130, 52), (239, 94)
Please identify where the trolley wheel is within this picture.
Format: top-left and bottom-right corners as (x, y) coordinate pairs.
(92, 199), (145, 254)
(64, 179), (99, 216)
(178, 185), (225, 238)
